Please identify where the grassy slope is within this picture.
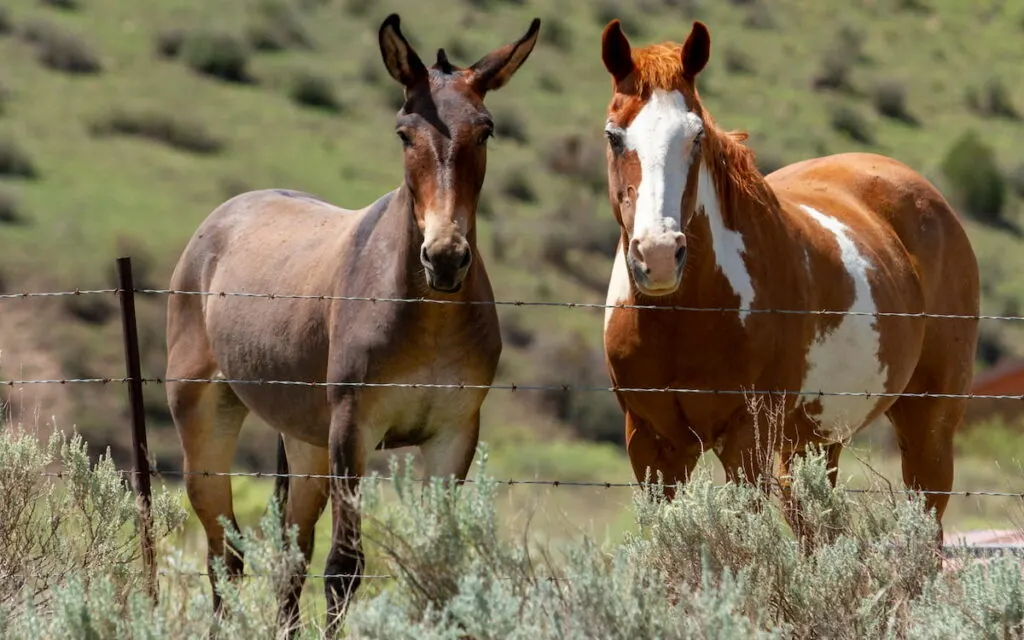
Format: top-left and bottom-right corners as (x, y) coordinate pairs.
(0, 0), (1023, 490)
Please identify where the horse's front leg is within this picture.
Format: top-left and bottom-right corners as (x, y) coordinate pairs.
(625, 410), (701, 499)
(323, 391), (365, 637)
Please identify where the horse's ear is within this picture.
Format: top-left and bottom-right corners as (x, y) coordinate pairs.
(681, 21), (711, 80)
(468, 18), (541, 95)
(378, 13), (428, 88)
(601, 20), (634, 83)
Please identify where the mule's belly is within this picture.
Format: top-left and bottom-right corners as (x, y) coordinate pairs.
(361, 372), (490, 453)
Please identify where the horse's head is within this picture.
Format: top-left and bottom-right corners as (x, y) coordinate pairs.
(378, 14), (540, 293)
(600, 20), (711, 296)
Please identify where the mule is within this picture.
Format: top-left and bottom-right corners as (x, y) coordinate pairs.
(598, 20), (979, 541)
(165, 13), (540, 633)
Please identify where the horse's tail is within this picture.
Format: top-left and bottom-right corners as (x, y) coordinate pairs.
(272, 434), (289, 525)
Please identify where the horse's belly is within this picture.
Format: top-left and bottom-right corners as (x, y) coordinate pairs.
(796, 314), (889, 442)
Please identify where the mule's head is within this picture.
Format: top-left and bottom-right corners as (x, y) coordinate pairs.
(379, 14), (540, 293)
(600, 20), (711, 296)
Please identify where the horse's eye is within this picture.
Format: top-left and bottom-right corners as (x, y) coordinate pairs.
(396, 129), (412, 148)
(605, 129), (625, 155)
(477, 129), (493, 146)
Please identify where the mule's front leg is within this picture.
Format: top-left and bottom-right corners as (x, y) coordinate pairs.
(276, 435), (330, 636)
(323, 393), (366, 636)
(419, 409), (481, 482)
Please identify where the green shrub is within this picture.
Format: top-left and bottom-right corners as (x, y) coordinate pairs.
(0, 187), (27, 225)
(289, 71), (342, 112)
(0, 138), (38, 179)
(246, 0), (313, 52)
(966, 77), (1020, 121)
(0, 426), (186, 614)
(594, 0), (642, 36)
(1008, 163), (1024, 199)
(531, 330), (624, 445)
(153, 27), (185, 58)
(346, 446), (1024, 639)
(830, 104), (874, 144)
(0, 7), (13, 35)
(39, 0), (80, 10)
(500, 168), (537, 203)
(724, 47), (755, 75)
(180, 31), (252, 84)
(873, 78), (918, 125)
(744, 2), (777, 30)
(541, 16), (572, 53)
(940, 130), (1007, 224)
(22, 20), (102, 74)
(89, 109), (224, 155)
(493, 105), (528, 144)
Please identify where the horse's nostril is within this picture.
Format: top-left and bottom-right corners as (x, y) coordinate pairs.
(459, 249), (472, 269)
(420, 245), (430, 265)
(675, 245), (686, 265)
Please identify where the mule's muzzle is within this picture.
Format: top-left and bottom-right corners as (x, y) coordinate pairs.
(420, 237), (472, 293)
(628, 231), (687, 296)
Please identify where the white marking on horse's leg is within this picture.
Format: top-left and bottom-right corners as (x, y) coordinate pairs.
(696, 165), (755, 323)
(797, 205), (889, 441)
(605, 241), (631, 332)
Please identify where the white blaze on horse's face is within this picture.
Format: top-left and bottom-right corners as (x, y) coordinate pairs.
(609, 88), (704, 295)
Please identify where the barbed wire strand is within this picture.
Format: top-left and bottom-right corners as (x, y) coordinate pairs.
(0, 286), (1021, 322)
(4, 374), (1024, 400)
(35, 469), (1024, 498)
(136, 288), (1023, 322)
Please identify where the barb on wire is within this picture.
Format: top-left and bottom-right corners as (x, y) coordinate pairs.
(38, 469), (1024, 498)
(137, 288), (1017, 322)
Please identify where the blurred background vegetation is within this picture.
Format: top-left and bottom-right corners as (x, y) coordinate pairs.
(0, 0), (1023, 534)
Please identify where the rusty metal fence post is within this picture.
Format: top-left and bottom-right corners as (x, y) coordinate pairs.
(116, 257), (157, 601)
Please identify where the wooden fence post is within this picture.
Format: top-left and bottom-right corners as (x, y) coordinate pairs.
(116, 256), (157, 602)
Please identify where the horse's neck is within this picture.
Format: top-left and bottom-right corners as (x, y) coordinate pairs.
(681, 159), (777, 311)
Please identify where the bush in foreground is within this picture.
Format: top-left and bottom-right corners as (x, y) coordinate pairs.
(1, 427), (1023, 638)
(347, 449), (1024, 639)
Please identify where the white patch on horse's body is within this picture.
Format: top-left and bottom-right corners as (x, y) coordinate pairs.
(797, 205), (888, 442)
(622, 89), (703, 241)
(605, 241), (631, 332)
(696, 165), (755, 324)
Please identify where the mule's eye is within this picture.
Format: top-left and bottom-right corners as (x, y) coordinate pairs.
(605, 129), (625, 155)
(396, 129), (412, 148)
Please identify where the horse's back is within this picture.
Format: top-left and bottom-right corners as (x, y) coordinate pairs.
(768, 152), (978, 315)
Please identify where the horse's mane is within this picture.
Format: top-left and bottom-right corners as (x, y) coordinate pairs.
(631, 42), (777, 211)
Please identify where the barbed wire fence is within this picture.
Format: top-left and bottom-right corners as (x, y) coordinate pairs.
(4, 257), (1024, 596)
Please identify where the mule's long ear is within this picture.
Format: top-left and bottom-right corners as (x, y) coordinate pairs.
(469, 18), (541, 94)
(379, 13), (427, 88)
(601, 20), (634, 83)
(681, 21), (710, 80)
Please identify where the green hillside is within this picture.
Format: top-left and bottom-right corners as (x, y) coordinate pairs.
(0, 0), (1023, 471)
